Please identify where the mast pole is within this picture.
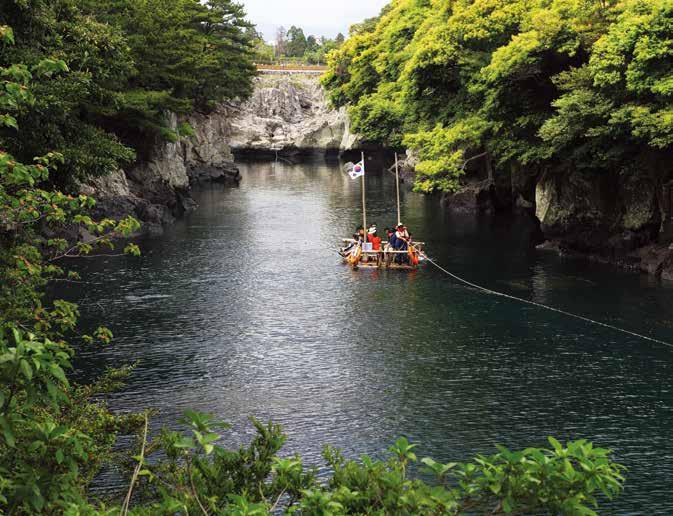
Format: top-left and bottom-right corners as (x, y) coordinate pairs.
(394, 152), (401, 225)
(361, 151), (367, 241)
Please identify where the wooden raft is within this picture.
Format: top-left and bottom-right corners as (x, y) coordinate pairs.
(341, 239), (425, 270)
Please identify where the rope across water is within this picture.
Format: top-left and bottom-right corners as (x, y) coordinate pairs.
(420, 253), (673, 350)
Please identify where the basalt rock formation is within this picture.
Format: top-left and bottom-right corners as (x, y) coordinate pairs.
(80, 111), (240, 236)
(535, 171), (661, 261)
(431, 158), (673, 278)
(227, 74), (357, 156)
(83, 74), (355, 234)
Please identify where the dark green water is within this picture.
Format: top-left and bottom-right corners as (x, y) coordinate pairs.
(70, 159), (673, 512)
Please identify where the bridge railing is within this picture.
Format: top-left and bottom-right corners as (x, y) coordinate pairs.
(254, 63), (328, 73)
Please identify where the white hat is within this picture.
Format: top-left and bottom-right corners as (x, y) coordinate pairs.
(368, 227), (377, 234)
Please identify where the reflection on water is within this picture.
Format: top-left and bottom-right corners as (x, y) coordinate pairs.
(68, 159), (673, 511)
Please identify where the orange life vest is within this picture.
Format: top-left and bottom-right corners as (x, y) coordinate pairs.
(408, 245), (420, 266)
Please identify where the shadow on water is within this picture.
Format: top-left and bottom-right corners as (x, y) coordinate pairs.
(65, 156), (673, 511)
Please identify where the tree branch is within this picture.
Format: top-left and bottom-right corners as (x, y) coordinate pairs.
(121, 412), (149, 516)
(461, 151), (488, 171)
(187, 457), (210, 516)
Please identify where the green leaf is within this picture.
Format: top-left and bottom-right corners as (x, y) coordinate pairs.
(0, 114), (18, 130)
(548, 436), (563, 453)
(174, 437), (195, 449)
(50, 364), (67, 384)
(0, 416), (16, 448)
(0, 26), (15, 44)
(19, 359), (33, 380)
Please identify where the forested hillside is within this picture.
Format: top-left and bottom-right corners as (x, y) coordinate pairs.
(323, 0), (673, 194)
(0, 0), (256, 187)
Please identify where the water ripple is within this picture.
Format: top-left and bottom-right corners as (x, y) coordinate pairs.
(68, 160), (673, 512)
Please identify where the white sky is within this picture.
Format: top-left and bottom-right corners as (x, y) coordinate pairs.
(240, 0), (389, 41)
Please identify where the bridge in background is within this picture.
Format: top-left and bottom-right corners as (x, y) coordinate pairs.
(255, 64), (327, 75)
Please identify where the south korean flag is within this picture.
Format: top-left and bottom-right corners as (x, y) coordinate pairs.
(348, 160), (365, 180)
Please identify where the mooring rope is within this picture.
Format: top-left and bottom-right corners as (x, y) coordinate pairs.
(420, 253), (673, 349)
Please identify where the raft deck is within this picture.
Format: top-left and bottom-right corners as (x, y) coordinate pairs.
(340, 239), (425, 270)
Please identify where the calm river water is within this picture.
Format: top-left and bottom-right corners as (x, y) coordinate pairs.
(70, 158), (673, 512)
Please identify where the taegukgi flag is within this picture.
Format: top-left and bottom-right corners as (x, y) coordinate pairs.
(348, 160), (365, 180)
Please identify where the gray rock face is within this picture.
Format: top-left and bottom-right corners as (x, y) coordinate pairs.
(184, 108), (237, 170)
(535, 170), (661, 261)
(80, 169), (175, 236)
(83, 110), (240, 235)
(84, 73), (356, 234)
(441, 179), (496, 213)
(405, 153), (665, 274)
(226, 75), (356, 154)
(637, 244), (672, 276)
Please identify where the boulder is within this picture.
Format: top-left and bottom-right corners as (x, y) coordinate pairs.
(637, 244), (672, 276)
(188, 162), (241, 183)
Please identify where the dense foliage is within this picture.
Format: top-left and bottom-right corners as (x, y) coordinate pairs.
(0, 0), (256, 184)
(0, 22), (143, 511)
(323, 0), (673, 193)
(0, 1), (627, 513)
(122, 414), (624, 514)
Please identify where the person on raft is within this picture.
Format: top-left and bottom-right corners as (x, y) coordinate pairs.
(395, 223), (410, 245)
(385, 227), (396, 249)
(356, 226), (366, 243)
(394, 223), (411, 263)
(340, 226), (364, 257)
(367, 225), (382, 251)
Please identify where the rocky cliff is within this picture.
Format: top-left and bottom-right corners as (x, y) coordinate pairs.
(226, 74), (356, 156)
(80, 109), (240, 236)
(534, 171), (660, 258)
(82, 73), (355, 234)
(433, 157), (673, 278)
(534, 168), (673, 279)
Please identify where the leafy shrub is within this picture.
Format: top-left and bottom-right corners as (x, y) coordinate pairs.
(112, 413), (624, 515)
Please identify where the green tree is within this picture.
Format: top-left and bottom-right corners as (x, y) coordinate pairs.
(0, 25), (142, 512)
(306, 34), (319, 53)
(285, 25), (308, 57)
(0, 0), (256, 184)
(541, 0), (673, 169)
(323, 0), (673, 194)
(0, 0), (137, 182)
(85, 0), (256, 113)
